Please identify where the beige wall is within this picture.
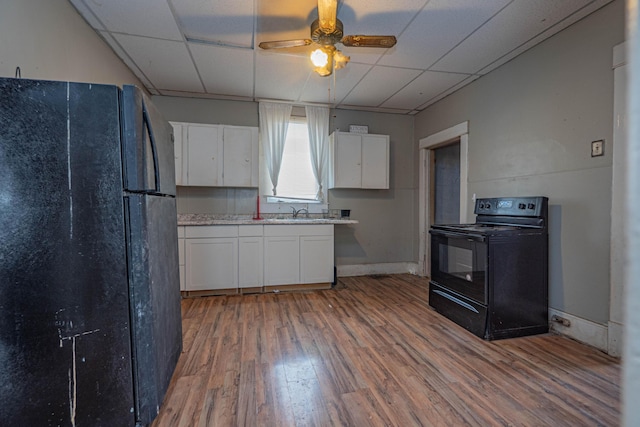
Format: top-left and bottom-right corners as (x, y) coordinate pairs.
(0, 0), (143, 88)
(414, 0), (625, 325)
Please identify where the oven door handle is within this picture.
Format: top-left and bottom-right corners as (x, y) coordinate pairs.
(429, 228), (486, 242)
(432, 289), (480, 313)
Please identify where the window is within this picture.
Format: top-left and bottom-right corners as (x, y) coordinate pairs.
(267, 118), (319, 202)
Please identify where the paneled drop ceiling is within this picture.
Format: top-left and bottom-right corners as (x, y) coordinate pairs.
(69, 0), (613, 114)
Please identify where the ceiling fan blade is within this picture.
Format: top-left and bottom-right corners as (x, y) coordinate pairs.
(317, 0), (338, 33)
(259, 39), (313, 49)
(341, 35), (397, 48)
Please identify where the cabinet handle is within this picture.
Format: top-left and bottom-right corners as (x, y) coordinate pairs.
(245, 158), (250, 162)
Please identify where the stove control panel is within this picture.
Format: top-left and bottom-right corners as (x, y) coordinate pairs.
(475, 196), (548, 217)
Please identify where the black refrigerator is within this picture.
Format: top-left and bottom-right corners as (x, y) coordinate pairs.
(0, 78), (182, 426)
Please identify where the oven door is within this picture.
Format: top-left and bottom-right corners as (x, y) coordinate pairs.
(429, 229), (487, 304)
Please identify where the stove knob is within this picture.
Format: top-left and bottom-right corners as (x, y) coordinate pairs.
(485, 203), (491, 209)
(479, 203), (485, 209)
(518, 203), (526, 209)
(527, 203), (535, 209)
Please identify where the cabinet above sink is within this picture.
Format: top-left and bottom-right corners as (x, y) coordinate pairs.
(172, 122), (258, 188)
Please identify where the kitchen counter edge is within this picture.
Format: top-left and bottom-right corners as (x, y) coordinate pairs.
(177, 216), (358, 226)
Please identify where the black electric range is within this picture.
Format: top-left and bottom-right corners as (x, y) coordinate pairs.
(428, 196), (549, 340)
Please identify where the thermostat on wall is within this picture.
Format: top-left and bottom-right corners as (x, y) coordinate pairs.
(349, 125), (369, 134)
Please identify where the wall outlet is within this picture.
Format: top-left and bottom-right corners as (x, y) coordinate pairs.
(591, 140), (604, 157)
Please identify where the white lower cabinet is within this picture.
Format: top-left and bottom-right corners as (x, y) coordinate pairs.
(238, 225), (263, 289)
(264, 235), (300, 286)
(177, 226), (185, 291)
(185, 226), (238, 291)
(300, 234), (334, 284)
(182, 224), (334, 293)
(264, 224), (334, 287)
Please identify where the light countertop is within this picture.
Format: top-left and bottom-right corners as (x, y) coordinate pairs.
(178, 214), (358, 226)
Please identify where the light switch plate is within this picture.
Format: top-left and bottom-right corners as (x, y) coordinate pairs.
(591, 140), (604, 157)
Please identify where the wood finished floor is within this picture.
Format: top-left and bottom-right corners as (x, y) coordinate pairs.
(152, 274), (620, 427)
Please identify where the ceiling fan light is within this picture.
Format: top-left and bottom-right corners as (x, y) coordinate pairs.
(318, 0), (338, 33)
(311, 47), (334, 77)
(334, 50), (350, 70)
(310, 48), (329, 67)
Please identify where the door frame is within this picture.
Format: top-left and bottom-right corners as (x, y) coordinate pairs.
(418, 121), (469, 276)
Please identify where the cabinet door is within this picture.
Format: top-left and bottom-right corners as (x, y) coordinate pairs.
(300, 235), (334, 284)
(222, 126), (258, 187)
(361, 134), (389, 189)
(333, 132), (362, 188)
(170, 122), (186, 186)
(239, 236), (263, 288)
(185, 237), (238, 290)
(186, 124), (223, 186)
(264, 236), (299, 285)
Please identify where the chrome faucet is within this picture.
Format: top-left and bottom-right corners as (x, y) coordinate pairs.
(291, 207), (308, 218)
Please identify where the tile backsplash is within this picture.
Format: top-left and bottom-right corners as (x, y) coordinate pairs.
(176, 187), (258, 215)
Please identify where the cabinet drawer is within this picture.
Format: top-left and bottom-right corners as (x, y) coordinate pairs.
(186, 225), (238, 238)
(239, 224), (263, 237)
(264, 224), (333, 237)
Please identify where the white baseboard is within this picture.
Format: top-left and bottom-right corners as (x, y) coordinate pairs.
(607, 321), (624, 357)
(548, 308), (608, 353)
(337, 262), (419, 277)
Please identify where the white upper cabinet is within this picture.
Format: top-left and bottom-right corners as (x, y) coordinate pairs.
(171, 122), (258, 187)
(361, 134), (390, 189)
(186, 124), (224, 186)
(328, 131), (389, 189)
(170, 122), (187, 186)
(221, 126), (259, 187)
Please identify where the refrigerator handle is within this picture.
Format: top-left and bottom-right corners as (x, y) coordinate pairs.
(142, 102), (160, 193)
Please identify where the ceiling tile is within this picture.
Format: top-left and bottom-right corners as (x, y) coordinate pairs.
(79, 0), (182, 40)
(113, 34), (203, 92)
(98, 31), (154, 89)
(190, 44), (254, 98)
(299, 62), (372, 105)
(431, 0), (597, 74)
(338, 0), (427, 35)
(477, 0), (615, 75)
(341, 65), (422, 107)
(416, 75), (480, 110)
(380, 70), (470, 110)
(172, 0), (254, 48)
(256, 0), (317, 46)
(254, 51), (311, 101)
(68, 0), (616, 113)
(378, 0), (511, 70)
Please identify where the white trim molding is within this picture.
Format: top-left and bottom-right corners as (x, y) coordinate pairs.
(548, 308), (608, 353)
(336, 262), (419, 277)
(418, 121), (470, 277)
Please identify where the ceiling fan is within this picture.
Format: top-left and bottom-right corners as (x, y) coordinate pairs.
(258, 0), (397, 77)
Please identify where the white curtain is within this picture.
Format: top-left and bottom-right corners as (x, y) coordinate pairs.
(305, 105), (329, 202)
(259, 102), (292, 195)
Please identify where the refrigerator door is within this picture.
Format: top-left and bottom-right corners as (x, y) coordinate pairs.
(125, 194), (182, 425)
(121, 85), (176, 196)
(0, 78), (135, 425)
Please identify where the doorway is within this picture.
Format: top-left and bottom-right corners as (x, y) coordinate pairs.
(434, 142), (461, 224)
(418, 121), (469, 277)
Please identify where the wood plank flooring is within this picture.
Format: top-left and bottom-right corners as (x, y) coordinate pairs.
(152, 274), (620, 426)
